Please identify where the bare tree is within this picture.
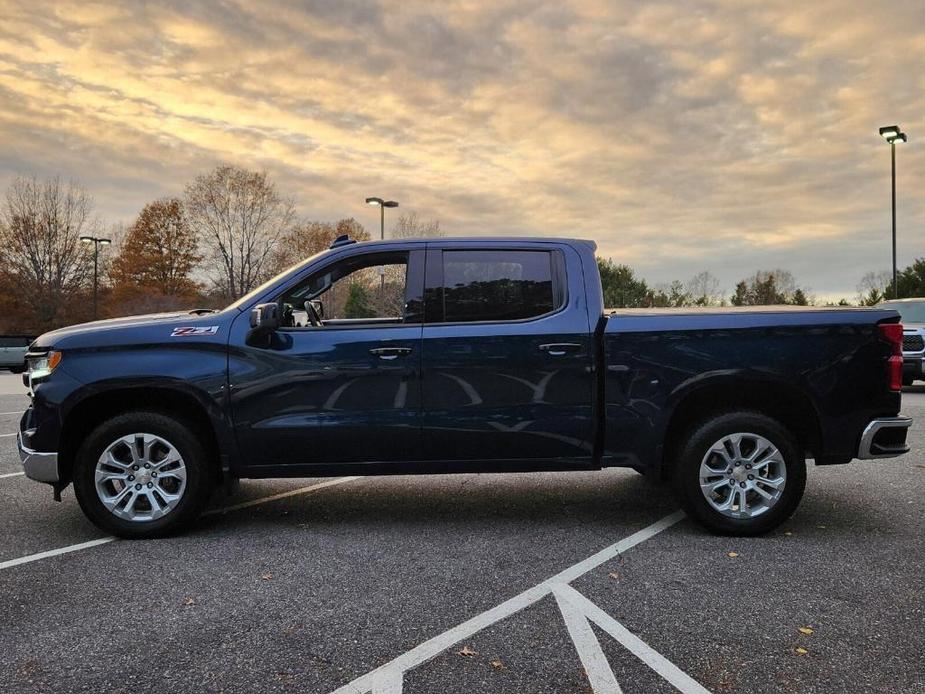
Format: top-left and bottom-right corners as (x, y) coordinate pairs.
(0, 176), (94, 329)
(685, 271), (723, 306)
(271, 218), (370, 272)
(390, 211), (443, 238)
(185, 166), (294, 299)
(857, 270), (892, 305)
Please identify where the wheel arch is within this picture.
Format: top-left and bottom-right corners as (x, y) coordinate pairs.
(660, 374), (822, 477)
(59, 384), (228, 486)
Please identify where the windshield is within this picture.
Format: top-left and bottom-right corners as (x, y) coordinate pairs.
(879, 300), (925, 324)
(223, 250), (328, 312)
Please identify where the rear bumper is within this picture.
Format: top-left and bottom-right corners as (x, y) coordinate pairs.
(858, 416), (912, 459)
(17, 432), (60, 483)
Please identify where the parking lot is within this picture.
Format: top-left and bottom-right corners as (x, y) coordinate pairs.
(1, 371), (923, 694)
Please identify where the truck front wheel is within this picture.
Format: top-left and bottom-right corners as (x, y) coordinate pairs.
(671, 411), (806, 536)
(73, 411), (214, 539)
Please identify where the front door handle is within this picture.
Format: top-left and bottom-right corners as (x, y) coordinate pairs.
(370, 346), (413, 360)
(539, 342), (582, 356)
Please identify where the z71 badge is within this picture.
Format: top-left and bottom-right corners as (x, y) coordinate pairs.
(170, 325), (219, 337)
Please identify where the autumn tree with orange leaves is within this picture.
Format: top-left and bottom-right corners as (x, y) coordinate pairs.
(108, 198), (202, 315)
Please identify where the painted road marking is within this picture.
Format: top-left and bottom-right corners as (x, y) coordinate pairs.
(0, 471), (24, 479)
(0, 476), (361, 571)
(553, 583), (711, 694)
(330, 510), (691, 694)
(0, 432), (17, 438)
(554, 586), (623, 694)
(0, 537), (116, 570)
(0, 411), (25, 416)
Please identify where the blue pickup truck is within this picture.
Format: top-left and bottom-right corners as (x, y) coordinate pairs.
(18, 237), (911, 538)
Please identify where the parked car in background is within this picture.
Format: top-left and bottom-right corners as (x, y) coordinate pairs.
(0, 335), (32, 373)
(18, 237), (911, 539)
(878, 299), (925, 386)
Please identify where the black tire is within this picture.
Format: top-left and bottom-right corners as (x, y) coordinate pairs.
(670, 411), (806, 536)
(10, 364), (25, 374)
(73, 411), (214, 539)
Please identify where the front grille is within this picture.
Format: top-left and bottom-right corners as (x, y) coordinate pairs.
(903, 334), (924, 352)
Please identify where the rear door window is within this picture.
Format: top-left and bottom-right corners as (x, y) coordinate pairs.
(440, 250), (558, 323)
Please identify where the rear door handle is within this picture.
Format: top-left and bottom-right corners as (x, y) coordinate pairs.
(539, 343), (582, 356)
(370, 346), (413, 360)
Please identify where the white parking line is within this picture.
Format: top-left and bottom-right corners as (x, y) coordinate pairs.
(0, 432), (17, 438)
(331, 510), (690, 694)
(0, 411), (24, 416)
(553, 583), (711, 694)
(555, 586), (623, 694)
(205, 476), (360, 514)
(0, 476), (361, 571)
(0, 471), (24, 479)
(0, 537), (116, 570)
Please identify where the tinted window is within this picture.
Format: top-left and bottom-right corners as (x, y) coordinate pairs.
(442, 250), (556, 322)
(0, 336), (30, 347)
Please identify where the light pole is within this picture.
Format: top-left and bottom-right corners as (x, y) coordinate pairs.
(365, 196), (399, 240)
(80, 235), (111, 319)
(365, 197), (399, 292)
(879, 125), (907, 298)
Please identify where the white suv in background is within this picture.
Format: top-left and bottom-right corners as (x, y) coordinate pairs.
(879, 299), (925, 386)
(0, 335), (31, 373)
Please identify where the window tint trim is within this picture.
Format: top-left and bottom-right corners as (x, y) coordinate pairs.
(425, 248), (568, 327)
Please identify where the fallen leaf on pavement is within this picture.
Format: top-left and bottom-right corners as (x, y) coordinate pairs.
(183, 597), (195, 606)
(784, 531), (793, 536)
(798, 627), (814, 635)
(261, 572), (273, 581)
(458, 646), (478, 657)
(794, 647), (809, 655)
(490, 658), (504, 670)
(608, 571), (620, 580)
(727, 551), (739, 558)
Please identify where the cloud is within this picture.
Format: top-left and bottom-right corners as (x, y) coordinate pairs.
(0, 0), (923, 297)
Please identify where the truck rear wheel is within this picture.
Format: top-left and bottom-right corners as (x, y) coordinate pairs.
(73, 411), (213, 539)
(671, 411), (806, 536)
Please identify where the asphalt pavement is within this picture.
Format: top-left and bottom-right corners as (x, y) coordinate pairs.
(0, 371), (923, 693)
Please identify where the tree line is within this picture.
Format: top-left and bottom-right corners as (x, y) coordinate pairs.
(597, 259), (812, 309)
(0, 166), (920, 334)
(0, 167), (441, 334)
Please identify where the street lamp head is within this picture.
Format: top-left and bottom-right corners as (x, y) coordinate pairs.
(80, 236), (93, 243)
(890, 132), (908, 144)
(383, 200), (399, 208)
(99, 238), (112, 246)
(366, 197), (384, 206)
(880, 125), (901, 140)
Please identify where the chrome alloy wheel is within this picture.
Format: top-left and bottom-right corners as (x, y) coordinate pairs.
(699, 432), (787, 519)
(94, 433), (187, 522)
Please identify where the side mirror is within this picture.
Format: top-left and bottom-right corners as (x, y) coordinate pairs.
(249, 302), (280, 331)
(246, 303), (280, 346)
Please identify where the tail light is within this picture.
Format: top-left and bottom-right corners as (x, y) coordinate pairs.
(879, 322), (903, 391)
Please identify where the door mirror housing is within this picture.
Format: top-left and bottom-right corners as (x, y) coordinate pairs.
(249, 303), (280, 331)
(247, 303), (281, 346)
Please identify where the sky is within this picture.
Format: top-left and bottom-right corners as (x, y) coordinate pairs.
(1, 0), (923, 301)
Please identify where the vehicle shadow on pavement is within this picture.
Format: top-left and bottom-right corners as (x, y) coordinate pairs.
(194, 471), (677, 535)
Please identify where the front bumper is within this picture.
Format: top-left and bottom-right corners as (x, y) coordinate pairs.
(17, 432), (60, 483)
(858, 416), (912, 459)
(902, 357), (924, 379)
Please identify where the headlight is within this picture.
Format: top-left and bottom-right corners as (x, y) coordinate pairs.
(27, 350), (62, 381)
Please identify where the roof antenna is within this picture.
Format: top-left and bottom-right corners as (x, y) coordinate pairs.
(330, 234), (357, 249)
